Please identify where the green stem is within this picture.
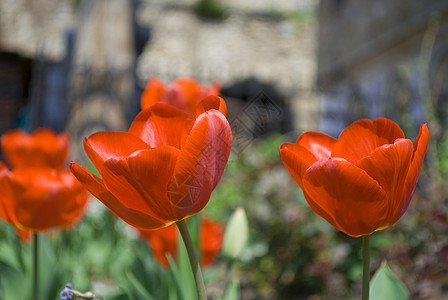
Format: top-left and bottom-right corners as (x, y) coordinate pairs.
(176, 219), (206, 300)
(362, 235), (370, 300)
(33, 233), (39, 300)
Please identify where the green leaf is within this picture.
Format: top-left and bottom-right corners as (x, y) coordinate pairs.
(370, 261), (410, 300)
(0, 264), (30, 300)
(125, 269), (156, 300)
(167, 255), (187, 300)
(176, 233), (196, 300)
(221, 278), (239, 300)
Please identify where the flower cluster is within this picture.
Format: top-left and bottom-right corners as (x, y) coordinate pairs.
(60, 283), (74, 299)
(0, 129), (88, 240)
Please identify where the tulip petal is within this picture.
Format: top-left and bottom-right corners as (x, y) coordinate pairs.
(279, 142), (318, 189)
(70, 162), (167, 229)
(168, 110), (232, 219)
(101, 146), (180, 221)
(128, 104), (194, 149)
(1, 128), (68, 168)
(332, 118), (405, 163)
(0, 163), (14, 223)
(141, 77), (166, 110)
(303, 157), (388, 237)
(355, 138), (413, 226)
(296, 131), (337, 160)
(196, 95), (227, 117)
(33, 128), (69, 166)
(394, 124), (429, 222)
(84, 132), (149, 175)
(172, 78), (204, 113)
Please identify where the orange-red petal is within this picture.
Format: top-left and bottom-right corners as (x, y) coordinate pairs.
(140, 224), (178, 267)
(171, 78), (204, 113)
(279, 132), (336, 189)
(196, 95), (227, 117)
(128, 104), (194, 149)
(84, 131), (149, 175)
(168, 110), (232, 219)
(296, 131), (337, 160)
(355, 138), (413, 226)
(0, 163), (14, 223)
(332, 118), (405, 163)
(1, 128), (69, 168)
(70, 162), (167, 230)
(200, 217), (223, 266)
(33, 128), (69, 167)
(279, 142), (318, 189)
(393, 123), (429, 222)
(4, 168), (85, 231)
(101, 147), (180, 221)
(141, 77), (166, 110)
(302, 157), (388, 237)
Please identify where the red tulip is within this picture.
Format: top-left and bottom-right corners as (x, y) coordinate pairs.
(279, 118), (428, 237)
(70, 96), (232, 230)
(1, 128), (69, 169)
(139, 216), (224, 267)
(0, 162), (88, 233)
(200, 216), (224, 266)
(141, 77), (221, 116)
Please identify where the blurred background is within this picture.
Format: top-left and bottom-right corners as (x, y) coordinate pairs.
(0, 0), (447, 299)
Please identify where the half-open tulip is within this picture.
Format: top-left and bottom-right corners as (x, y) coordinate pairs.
(1, 128), (69, 169)
(70, 95), (232, 230)
(141, 77), (220, 116)
(279, 118), (428, 237)
(139, 216), (223, 267)
(0, 162), (88, 233)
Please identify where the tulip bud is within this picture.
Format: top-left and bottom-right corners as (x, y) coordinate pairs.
(222, 207), (249, 259)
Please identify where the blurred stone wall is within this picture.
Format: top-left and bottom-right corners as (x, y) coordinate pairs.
(137, 0), (320, 133)
(0, 0), (78, 61)
(66, 0), (135, 164)
(0, 0), (320, 144)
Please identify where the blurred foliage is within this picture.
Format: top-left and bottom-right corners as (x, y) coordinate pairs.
(194, 0), (226, 20)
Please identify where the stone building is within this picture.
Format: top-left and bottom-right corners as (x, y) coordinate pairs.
(317, 0), (448, 136)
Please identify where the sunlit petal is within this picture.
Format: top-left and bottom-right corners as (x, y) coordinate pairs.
(141, 77), (166, 110)
(128, 104), (194, 148)
(332, 118), (405, 163)
(84, 132), (149, 174)
(303, 157), (388, 237)
(355, 138), (413, 224)
(101, 147), (180, 221)
(196, 95), (227, 117)
(70, 162), (167, 229)
(169, 110), (232, 219)
(279, 142), (318, 189)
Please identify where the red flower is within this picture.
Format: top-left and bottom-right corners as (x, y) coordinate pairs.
(1, 128), (69, 169)
(0, 162), (88, 233)
(141, 77), (221, 116)
(70, 96), (232, 230)
(279, 118), (428, 237)
(139, 216), (223, 267)
(200, 216), (224, 266)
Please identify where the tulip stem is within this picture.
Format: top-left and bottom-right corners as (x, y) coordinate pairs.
(33, 233), (39, 300)
(176, 219), (206, 300)
(362, 235), (370, 300)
